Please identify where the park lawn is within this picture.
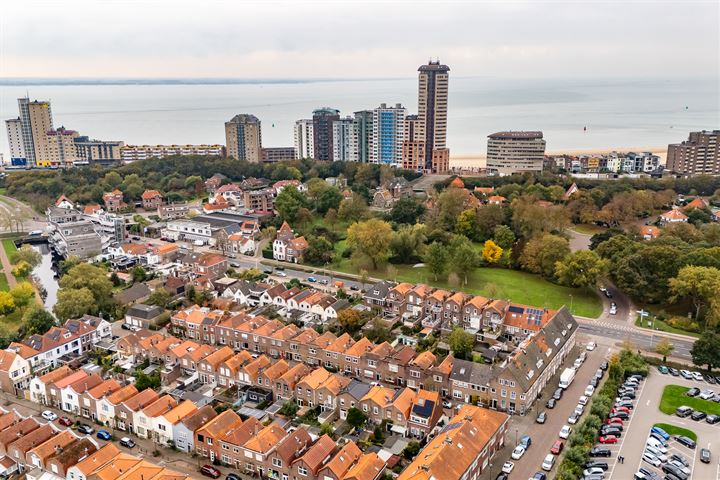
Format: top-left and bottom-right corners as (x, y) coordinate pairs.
(0, 309), (25, 338)
(332, 260), (602, 318)
(0, 275), (8, 292)
(634, 315), (701, 338)
(653, 423), (697, 442)
(658, 385), (720, 416)
(2, 239), (17, 260)
(572, 224), (606, 235)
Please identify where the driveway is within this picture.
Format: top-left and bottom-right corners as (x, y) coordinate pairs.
(484, 341), (609, 479)
(610, 371), (720, 479)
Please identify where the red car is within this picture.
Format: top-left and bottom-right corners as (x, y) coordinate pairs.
(199, 465), (221, 479)
(599, 435), (618, 444)
(606, 418), (624, 425)
(58, 416), (73, 427)
(550, 440), (564, 455)
(612, 406), (630, 414)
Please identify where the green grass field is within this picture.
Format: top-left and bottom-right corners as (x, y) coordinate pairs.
(572, 224), (606, 235)
(332, 257), (602, 317)
(653, 422), (697, 442)
(0, 275), (9, 292)
(659, 385), (720, 416)
(2, 239), (17, 260)
(634, 315), (701, 338)
(0, 309), (24, 338)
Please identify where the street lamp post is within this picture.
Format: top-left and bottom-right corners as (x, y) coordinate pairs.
(569, 294), (573, 313)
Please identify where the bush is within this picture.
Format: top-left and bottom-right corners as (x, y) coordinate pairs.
(666, 316), (702, 333)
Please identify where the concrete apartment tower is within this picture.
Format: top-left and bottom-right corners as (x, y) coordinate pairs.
(667, 130), (720, 175)
(5, 118), (26, 164)
(11, 97), (54, 166)
(417, 60), (450, 173)
(312, 107), (340, 161)
(351, 110), (373, 163)
(225, 114), (262, 162)
(486, 131), (546, 174)
(332, 116), (354, 161)
(294, 119), (314, 159)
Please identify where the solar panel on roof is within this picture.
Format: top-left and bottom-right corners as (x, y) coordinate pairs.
(412, 400), (435, 418)
(508, 306), (524, 314)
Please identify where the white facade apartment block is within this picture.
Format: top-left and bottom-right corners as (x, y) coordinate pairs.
(332, 117), (353, 161)
(5, 118), (26, 161)
(294, 119), (314, 159)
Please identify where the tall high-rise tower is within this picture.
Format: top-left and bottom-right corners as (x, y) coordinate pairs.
(14, 97), (53, 166)
(312, 107), (340, 161)
(417, 60), (450, 173)
(225, 114), (262, 162)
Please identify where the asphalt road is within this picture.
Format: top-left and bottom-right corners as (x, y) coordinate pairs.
(577, 319), (694, 359)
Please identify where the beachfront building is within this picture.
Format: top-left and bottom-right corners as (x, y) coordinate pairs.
(313, 108), (340, 161)
(332, 116), (354, 161)
(486, 131), (546, 175)
(225, 114), (262, 163)
(121, 144), (224, 162)
(416, 60), (450, 174)
(294, 119), (314, 159)
(667, 130), (720, 175)
(351, 110), (373, 163)
(370, 103), (407, 167)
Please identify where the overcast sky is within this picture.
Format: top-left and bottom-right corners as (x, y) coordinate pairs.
(1, 0), (718, 79)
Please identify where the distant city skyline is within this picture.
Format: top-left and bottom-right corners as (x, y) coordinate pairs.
(2, 0), (718, 79)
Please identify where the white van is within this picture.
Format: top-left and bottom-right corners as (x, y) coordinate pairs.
(542, 454), (555, 471)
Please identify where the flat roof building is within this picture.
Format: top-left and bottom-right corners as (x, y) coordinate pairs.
(486, 131), (546, 175)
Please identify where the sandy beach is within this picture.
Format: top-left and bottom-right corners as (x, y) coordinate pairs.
(450, 146), (667, 169)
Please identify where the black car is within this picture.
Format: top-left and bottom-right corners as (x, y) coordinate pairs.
(584, 461), (609, 471)
(263, 268), (273, 274)
(691, 411), (707, 421)
(675, 435), (697, 449)
(546, 398), (557, 409)
(600, 427), (622, 437)
(121, 323), (131, 330)
(604, 290), (613, 298)
(609, 411), (629, 420)
(619, 391), (637, 399)
(706, 414), (720, 424)
(700, 448), (711, 464)
(495, 474), (509, 480)
(715, 375), (720, 383)
(590, 447), (612, 457)
(533, 473), (547, 480)
(661, 464), (688, 480)
(686, 387), (700, 397)
(226, 475), (242, 480)
(705, 375), (717, 384)
(600, 361), (608, 371)
(669, 368), (680, 376)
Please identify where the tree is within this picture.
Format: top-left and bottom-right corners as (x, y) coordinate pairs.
(0, 292), (15, 315)
(433, 188), (471, 231)
(449, 327), (475, 360)
(511, 196), (570, 239)
(10, 245), (41, 268)
(520, 234), (570, 280)
(320, 422), (334, 437)
(10, 282), (35, 307)
(691, 332), (720, 372)
(11, 261), (32, 279)
(390, 224), (427, 264)
(278, 400), (299, 417)
(147, 289), (172, 309)
(275, 186), (309, 223)
(131, 266), (148, 283)
(346, 407), (368, 429)
(347, 219), (393, 270)
(390, 197), (426, 225)
(424, 242), (448, 281)
(22, 306), (56, 335)
(475, 205), (507, 241)
(449, 236), (478, 285)
(492, 225), (516, 250)
(456, 209), (479, 239)
(655, 338), (675, 363)
(59, 263), (114, 311)
(184, 175), (204, 195)
(402, 441), (421, 459)
(481, 240), (503, 264)
(337, 309), (364, 334)
(135, 370), (161, 390)
(612, 244), (683, 303)
(316, 186), (342, 214)
(53, 287), (96, 321)
(554, 250), (608, 288)
(338, 196), (369, 222)
(304, 235), (334, 266)
(669, 266), (720, 321)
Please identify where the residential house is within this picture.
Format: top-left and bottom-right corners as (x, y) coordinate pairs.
(79, 379), (122, 421)
(0, 418), (40, 456)
(97, 384), (138, 426)
(0, 350), (32, 395)
(290, 435), (336, 480)
(115, 388), (159, 433)
(102, 190), (125, 212)
(141, 190), (163, 210)
(65, 444), (120, 480)
(25, 429), (78, 470)
(316, 441), (362, 480)
(154, 400), (197, 445)
(6, 423), (56, 472)
(173, 405), (217, 453)
(125, 304), (166, 329)
(343, 453), (385, 480)
(239, 422), (287, 477)
(44, 437), (97, 477)
(135, 395), (177, 440)
(60, 373), (103, 415)
(273, 222), (308, 263)
(194, 410), (244, 462)
(661, 208), (688, 223)
(29, 365), (73, 406)
(264, 427), (312, 480)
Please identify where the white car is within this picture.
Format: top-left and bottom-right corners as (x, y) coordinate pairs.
(542, 454), (555, 471)
(699, 389), (715, 400)
(511, 445), (526, 460)
(644, 445), (667, 462)
(583, 467), (605, 477)
(559, 425), (572, 439)
(692, 371), (704, 381)
(680, 370), (693, 379)
(568, 413), (580, 424)
(41, 410), (57, 421)
(574, 404), (584, 416)
(276, 271), (287, 277)
(646, 437), (668, 453)
(579, 395), (589, 406)
(642, 451), (661, 467)
(501, 462), (514, 474)
(585, 385), (595, 396)
(586, 342), (596, 351)
(609, 304), (618, 315)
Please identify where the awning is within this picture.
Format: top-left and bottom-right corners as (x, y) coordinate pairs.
(390, 424), (407, 435)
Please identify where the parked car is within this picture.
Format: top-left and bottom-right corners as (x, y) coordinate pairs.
(609, 304), (618, 315)
(675, 435), (696, 449)
(658, 365), (669, 374)
(675, 406), (694, 417)
(634, 467), (660, 480)
(686, 387), (700, 397)
(589, 447), (612, 457)
(533, 473), (547, 480)
(553, 388), (564, 400)
(584, 461), (609, 471)
(650, 426), (670, 440)
(568, 413), (580, 424)
(700, 448), (711, 464)
(680, 370), (693, 379)
(58, 416), (72, 427)
(120, 437), (136, 448)
(646, 436), (668, 452)
(608, 411), (629, 420)
(536, 411), (547, 424)
(705, 375), (717, 384)
(699, 389), (715, 400)
(511, 445), (526, 460)
(586, 342), (597, 351)
(692, 371), (704, 381)
(670, 453), (689, 467)
(307, 276), (317, 283)
(200, 465), (221, 479)
(706, 414), (720, 424)
(550, 440), (564, 454)
(77, 424), (94, 435)
(606, 418), (624, 426)
(41, 410), (58, 421)
(642, 451), (661, 467)
(583, 467), (605, 477)
(542, 454), (555, 471)
(546, 398), (557, 409)
(519, 435), (532, 449)
(96, 429), (112, 440)
(501, 462), (514, 474)
(559, 425), (572, 439)
(598, 435), (618, 444)
(669, 367), (680, 376)
(666, 459), (690, 476)
(691, 411), (707, 421)
(600, 427), (622, 437)
(579, 395), (589, 406)
(585, 385), (595, 396)
(226, 475), (241, 480)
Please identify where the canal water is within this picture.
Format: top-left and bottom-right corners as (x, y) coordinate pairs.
(30, 242), (60, 311)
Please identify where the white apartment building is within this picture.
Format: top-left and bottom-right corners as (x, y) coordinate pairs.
(120, 144), (223, 162)
(332, 117), (353, 161)
(370, 103), (407, 167)
(294, 119), (314, 159)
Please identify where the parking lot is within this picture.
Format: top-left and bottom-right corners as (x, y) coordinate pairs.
(610, 370), (720, 480)
(491, 342), (609, 480)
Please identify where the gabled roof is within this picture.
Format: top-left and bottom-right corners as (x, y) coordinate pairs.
(122, 388), (160, 412)
(142, 395), (177, 418)
(87, 379), (122, 400)
(179, 405), (217, 432)
(196, 410), (243, 439)
(343, 452), (385, 480)
(273, 427), (312, 464)
(162, 400), (197, 425)
(294, 434), (336, 473)
(54, 370), (89, 389)
(662, 208), (688, 220)
(321, 441), (362, 478)
(27, 429), (76, 462)
(243, 423), (286, 454)
(70, 443), (120, 475)
(141, 190), (163, 200)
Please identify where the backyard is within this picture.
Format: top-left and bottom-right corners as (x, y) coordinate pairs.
(658, 385), (720, 416)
